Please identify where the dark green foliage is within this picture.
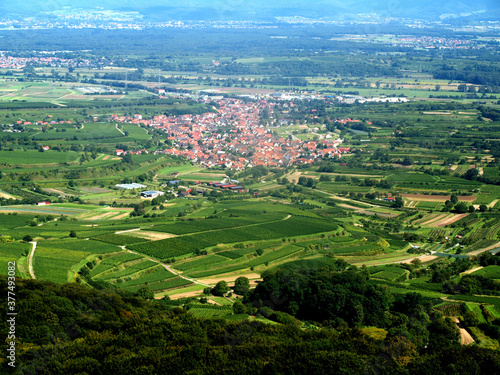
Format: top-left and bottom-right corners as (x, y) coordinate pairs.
(1, 276), (499, 374)
(249, 266), (391, 327)
(233, 276), (250, 296)
(212, 280), (229, 296)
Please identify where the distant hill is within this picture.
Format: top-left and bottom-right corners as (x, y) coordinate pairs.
(2, 0), (500, 21)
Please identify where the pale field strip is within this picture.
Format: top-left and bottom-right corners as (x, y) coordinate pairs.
(401, 194), (476, 202)
(432, 213), (469, 228)
(0, 190), (17, 199)
(460, 267), (484, 276)
(419, 213), (451, 227)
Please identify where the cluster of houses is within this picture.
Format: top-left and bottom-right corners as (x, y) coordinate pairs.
(0, 54), (91, 69)
(111, 98), (351, 170)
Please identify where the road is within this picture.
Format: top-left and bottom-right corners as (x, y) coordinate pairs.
(28, 241), (37, 279)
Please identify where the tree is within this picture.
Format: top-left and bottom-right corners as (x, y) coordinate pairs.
(454, 202), (468, 214)
(135, 286), (154, 300)
(212, 281), (229, 296)
(233, 300), (247, 314)
(22, 235), (33, 242)
(233, 277), (250, 295)
(463, 168), (479, 181)
(479, 204), (488, 212)
(391, 197), (404, 208)
(69, 230), (77, 238)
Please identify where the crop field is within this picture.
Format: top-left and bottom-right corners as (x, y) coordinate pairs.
(184, 244), (304, 278)
(34, 245), (91, 283)
(117, 267), (177, 288)
(129, 215), (337, 260)
(188, 305), (233, 318)
(93, 233), (148, 245)
(121, 277), (192, 293)
(97, 259), (158, 280)
(0, 150), (81, 165)
(368, 265), (408, 282)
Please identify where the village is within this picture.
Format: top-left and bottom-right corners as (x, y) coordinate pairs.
(112, 98), (351, 170)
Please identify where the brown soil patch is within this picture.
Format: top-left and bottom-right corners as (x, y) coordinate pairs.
(103, 155), (110, 160)
(125, 231), (177, 241)
(85, 212), (117, 220)
(449, 165), (458, 171)
(42, 188), (73, 197)
(159, 290), (202, 300)
(422, 111), (452, 115)
(0, 191), (17, 200)
(287, 171), (303, 184)
(402, 194), (475, 202)
(60, 94), (87, 99)
(450, 318), (475, 345)
(400, 255), (438, 264)
(198, 272), (262, 286)
(79, 187), (111, 194)
(111, 212), (130, 220)
(433, 213), (469, 228)
(419, 214), (450, 226)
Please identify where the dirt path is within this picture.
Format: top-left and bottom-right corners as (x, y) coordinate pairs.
(115, 228), (141, 234)
(28, 241), (37, 279)
(115, 123), (125, 135)
(468, 241), (500, 256)
(164, 264), (210, 287)
(461, 266), (483, 275)
(488, 199), (499, 208)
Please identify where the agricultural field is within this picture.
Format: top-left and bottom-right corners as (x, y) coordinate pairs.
(0, 29), (498, 348)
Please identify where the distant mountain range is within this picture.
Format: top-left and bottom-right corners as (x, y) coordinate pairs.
(2, 0), (500, 22)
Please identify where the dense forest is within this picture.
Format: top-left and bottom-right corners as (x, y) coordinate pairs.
(2, 267), (500, 374)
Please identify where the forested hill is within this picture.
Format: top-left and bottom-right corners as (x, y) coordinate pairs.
(1, 276), (500, 374)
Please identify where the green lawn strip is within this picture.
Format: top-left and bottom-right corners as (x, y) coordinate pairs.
(465, 303), (488, 324)
(468, 327), (500, 350)
(450, 295), (500, 310)
(485, 305), (500, 318)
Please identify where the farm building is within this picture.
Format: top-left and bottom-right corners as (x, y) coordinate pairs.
(36, 201), (50, 206)
(140, 191), (164, 199)
(116, 183), (147, 190)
